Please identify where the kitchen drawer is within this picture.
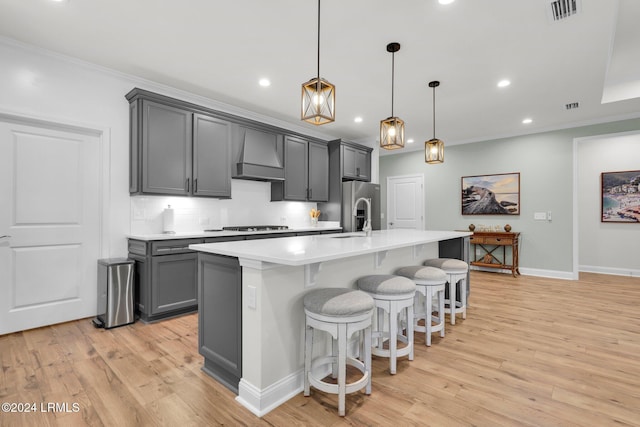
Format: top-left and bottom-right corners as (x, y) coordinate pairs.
(484, 237), (513, 245)
(151, 238), (203, 255)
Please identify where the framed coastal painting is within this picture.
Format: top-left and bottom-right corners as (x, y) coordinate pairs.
(601, 170), (640, 223)
(462, 172), (520, 215)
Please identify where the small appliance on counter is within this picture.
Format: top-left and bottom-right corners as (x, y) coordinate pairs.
(342, 181), (381, 232)
(93, 258), (135, 329)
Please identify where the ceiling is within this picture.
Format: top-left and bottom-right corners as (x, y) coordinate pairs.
(1, 0), (639, 154)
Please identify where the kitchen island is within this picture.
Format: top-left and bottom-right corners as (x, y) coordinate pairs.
(189, 229), (471, 416)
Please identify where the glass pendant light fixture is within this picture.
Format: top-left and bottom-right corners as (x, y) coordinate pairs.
(425, 80), (444, 164)
(301, 0), (335, 125)
(380, 42), (405, 150)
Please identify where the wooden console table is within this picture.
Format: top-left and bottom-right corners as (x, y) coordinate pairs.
(470, 231), (520, 277)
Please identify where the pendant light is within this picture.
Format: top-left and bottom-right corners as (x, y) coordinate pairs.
(380, 42), (405, 150)
(425, 80), (444, 164)
(301, 0), (335, 125)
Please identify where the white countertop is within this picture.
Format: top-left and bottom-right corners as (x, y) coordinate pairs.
(189, 229), (472, 266)
(127, 225), (342, 241)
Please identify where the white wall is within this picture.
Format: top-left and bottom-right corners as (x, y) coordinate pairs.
(578, 131), (640, 276)
(0, 38), (335, 255)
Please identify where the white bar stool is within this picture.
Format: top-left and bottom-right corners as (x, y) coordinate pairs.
(396, 266), (447, 346)
(356, 275), (416, 374)
(422, 258), (469, 325)
(303, 288), (375, 416)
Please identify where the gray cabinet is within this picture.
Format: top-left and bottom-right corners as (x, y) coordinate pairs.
(342, 143), (371, 181)
(198, 253), (242, 393)
(271, 136), (329, 202)
(128, 238), (202, 322)
(127, 89), (232, 198)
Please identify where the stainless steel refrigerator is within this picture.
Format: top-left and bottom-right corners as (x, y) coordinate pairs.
(341, 181), (381, 232)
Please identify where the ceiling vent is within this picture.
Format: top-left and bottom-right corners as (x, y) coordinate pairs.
(547, 0), (581, 22)
(565, 102), (579, 110)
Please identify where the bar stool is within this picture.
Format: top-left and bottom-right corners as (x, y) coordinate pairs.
(396, 266), (447, 346)
(303, 288), (375, 416)
(423, 258), (469, 325)
(356, 275), (416, 374)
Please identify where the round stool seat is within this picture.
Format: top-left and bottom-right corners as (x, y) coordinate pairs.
(356, 275), (416, 375)
(357, 274), (416, 295)
(422, 258), (468, 274)
(304, 288), (375, 318)
(396, 266), (448, 284)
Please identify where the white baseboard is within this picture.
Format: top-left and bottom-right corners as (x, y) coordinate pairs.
(236, 372), (303, 417)
(470, 265), (576, 280)
(579, 265), (640, 278)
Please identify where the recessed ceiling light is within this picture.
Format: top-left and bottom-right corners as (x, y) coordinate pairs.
(522, 118), (532, 124)
(439, 0), (455, 4)
(354, 117), (363, 123)
(497, 79), (511, 88)
(407, 139), (415, 144)
(258, 78), (271, 87)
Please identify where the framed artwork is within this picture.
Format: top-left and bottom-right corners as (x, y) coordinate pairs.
(601, 170), (640, 223)
(462, 172), (520, 215)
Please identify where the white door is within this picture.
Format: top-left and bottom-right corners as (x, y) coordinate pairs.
(0, 118), (102, 335)
(387, 174), (424, 229)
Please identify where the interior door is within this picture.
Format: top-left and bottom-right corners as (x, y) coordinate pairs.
(386, 174), (424, 229)
(0, 118), (101, 335)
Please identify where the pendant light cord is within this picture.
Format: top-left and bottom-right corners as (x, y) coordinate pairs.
(432, 85), (436, 139)
(316, 0), (321, 83)
(391, 51), (395, 117)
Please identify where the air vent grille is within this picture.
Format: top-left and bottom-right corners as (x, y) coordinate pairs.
(565, 102), (579, 110)
(548, 0), (580, 21)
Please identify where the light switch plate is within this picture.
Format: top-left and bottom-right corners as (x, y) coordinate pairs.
(247, 286), (257, 309)
(534, 212), (547, 220)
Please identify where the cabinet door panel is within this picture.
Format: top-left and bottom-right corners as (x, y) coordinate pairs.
(283, 136), (309, 201)
(308, 142), (329, 201)
(151, 253), (198, 314)
(355, 149), (370, 181)
(342, 145), (357, 178)
(142, 100), (192, 195)
(193, 114), (231, 198)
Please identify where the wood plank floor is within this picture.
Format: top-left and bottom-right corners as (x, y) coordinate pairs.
(1, 272), (639, 426)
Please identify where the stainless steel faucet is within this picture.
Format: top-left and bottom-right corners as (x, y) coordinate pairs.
(353, 197), (372, 237)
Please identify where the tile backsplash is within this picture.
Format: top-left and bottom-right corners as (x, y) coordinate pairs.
(130, 179), (320, 234)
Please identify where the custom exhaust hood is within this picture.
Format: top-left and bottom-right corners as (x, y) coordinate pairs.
(233, 127), (285, 181)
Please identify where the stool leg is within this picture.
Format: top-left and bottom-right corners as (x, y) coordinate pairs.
(331, 337), (338, 379)
(449, 278), (456, 325)
(364, 325), (372, 395)
(389, 302), (397, 374)
(337, 323), (347, 417)
(407, 302), (414, 361)
(438, 288), (445, 338)
(425, 289), (433, 346)
(460, 277), (467, 319)
(304, 324), (312, 396)
(377, 306), (384, 351)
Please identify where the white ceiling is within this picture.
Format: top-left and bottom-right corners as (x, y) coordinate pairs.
(1, 0), (639, 153)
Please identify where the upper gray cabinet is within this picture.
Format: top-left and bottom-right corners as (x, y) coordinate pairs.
(341, 143), (371, 182)
(127, 89), (231, 198)
(271, 136), (329, 202)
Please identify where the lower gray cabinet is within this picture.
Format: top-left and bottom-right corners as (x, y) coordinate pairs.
(128, 238), (202, 322)
(151, 252), (198, 315)
(198, 253), (242, 393)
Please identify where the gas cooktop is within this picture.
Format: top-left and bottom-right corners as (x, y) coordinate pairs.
(221, 225), (289, 232)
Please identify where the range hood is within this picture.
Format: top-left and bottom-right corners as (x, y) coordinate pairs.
(233, 127), (285, 181)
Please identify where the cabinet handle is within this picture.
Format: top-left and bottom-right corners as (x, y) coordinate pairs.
(156, 248), (172, 253)
(356, 167), (360, 176)
(186, 178), (190, 192)
(0, 235), (10, 239)
(194, 178), (198, 193)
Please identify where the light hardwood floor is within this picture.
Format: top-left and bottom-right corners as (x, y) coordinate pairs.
(1, 272), (639, 426)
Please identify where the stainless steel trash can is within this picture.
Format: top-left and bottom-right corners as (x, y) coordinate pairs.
(94, 258), (135, 329)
